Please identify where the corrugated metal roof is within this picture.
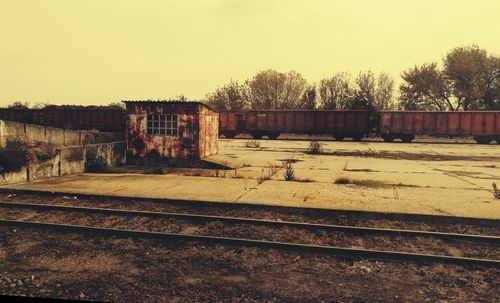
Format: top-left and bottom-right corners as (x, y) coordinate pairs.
(122, 100), (216, 111)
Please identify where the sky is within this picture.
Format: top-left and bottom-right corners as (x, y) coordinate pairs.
(1, 0), (499, 106)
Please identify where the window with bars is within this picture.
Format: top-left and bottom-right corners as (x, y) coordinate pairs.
(146, 114), (178, 136)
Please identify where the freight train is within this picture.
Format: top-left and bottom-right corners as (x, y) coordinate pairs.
(219, 110), (500, 144)
(1, 108), (499, 144)
(0, 108), (125, 132)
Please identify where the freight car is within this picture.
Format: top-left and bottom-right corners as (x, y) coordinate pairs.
(379, 111), (500, 144)
(220, 110), (372, 141)
(219, 110), (500, 144)
(0, 108), (125, 132)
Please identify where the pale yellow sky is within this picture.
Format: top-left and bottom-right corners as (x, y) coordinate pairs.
(1, 0), (499, 106)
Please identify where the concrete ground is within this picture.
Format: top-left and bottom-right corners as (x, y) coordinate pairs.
(1, 138), (499, 219)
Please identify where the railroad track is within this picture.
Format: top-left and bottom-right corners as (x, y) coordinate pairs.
(1, 201), (499, 267)
(1, 201), (499, 242)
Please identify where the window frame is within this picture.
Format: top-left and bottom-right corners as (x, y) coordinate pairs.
(146, 114), (178, 136)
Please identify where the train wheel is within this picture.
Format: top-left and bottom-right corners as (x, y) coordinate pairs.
(402, 135), (414, 143)
(268, 133), (280, 140)
(334, 135), (345, 141)
(222, 132), (236, 139)
(251, 132), (263, 139)
(382, 134), (394, 142)
(474, 136), (492, 144)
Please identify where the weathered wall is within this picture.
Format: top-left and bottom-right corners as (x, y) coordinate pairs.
(85, 141), (127, 168)
(0, 167), (27, 184)
(125, 102), (201, 162)
(0, 119), (121, 148)
(199, 105), (219, 158)
(59, 147), (86, 176)
(0, 141), (126, 185)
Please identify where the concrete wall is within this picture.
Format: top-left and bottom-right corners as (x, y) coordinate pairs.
(0, 167), (27, 184)
(0, 119), (121, 148)
(0, 141), (126, 185)
(85, 141), (127, 168)
(59, 146), (86, 176)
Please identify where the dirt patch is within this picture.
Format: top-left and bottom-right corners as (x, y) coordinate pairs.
(334, 177), (391, 188)
(304, 150), (500, 162)
(278, 158), (303, 163)
(33, 253), (121, 273)
(0, 228), (498, 303)
(343, 168), (380, 173)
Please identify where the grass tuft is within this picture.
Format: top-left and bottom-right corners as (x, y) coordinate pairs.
(283, 162), (295, 181)
(493, 182), (500, 199)
(244, 140), (261, 148)
(306, 141), (324, 154)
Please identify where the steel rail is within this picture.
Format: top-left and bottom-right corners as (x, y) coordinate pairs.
(2, 188), (499, 225)
(1, 201), (499, 243)
(0, 219), (498, 267)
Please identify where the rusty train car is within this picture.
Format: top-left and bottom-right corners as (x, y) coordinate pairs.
(219, 110), (372, 141)
(220, 110), (500, 144)
(0, 108), (125, 132)
(2, 108), (498, 143)
(379, 111), (500, 144)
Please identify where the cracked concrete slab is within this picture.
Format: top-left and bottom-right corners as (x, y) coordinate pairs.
(1, 139), (499, 219)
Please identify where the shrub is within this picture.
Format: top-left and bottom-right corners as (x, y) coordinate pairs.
(283, 161), (295, 181)
(86, 153), (109, 172)
(244, 140), (261, 148)
(306, 141), (324, 154)
(257, 170), (271, 184)
(0, 140), (26, 174)
(493, 182), (500, 199)
(334, 176), (352, 184)
(256, 162), (282, 184)
(34, 150), (52, 163)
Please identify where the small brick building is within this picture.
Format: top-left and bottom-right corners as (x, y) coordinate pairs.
(124, 101), (218, 164)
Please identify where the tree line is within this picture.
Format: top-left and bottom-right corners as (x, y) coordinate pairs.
(205, 70), (395, 112)
(206, 45), (499, 111)
(3, 45), (499, 111)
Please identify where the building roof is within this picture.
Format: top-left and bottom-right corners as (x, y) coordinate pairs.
(122, 100), (215, 111)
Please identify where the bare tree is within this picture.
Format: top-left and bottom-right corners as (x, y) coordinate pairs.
(6, 101), (31, 109)
(205, 80), (248, 111)
(352, 70), (377, 109)
(481, 55), (500, 110)
(444, 45), (500, 110)
(107, 102), (125, 110)
(400, 45), (500, 111)
(246, 69), (307, 109)
(399, 63), (456, 110)
(171, 94), (189, 102)
(375, 72), (395, 110)
(300, 84), (317, 109)
(318, 72), (354, 109)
